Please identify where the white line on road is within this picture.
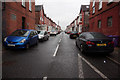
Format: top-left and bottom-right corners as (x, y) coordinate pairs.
(53, 44), (60, 57)
(78, 54), (84, 78)
(106, 56), (120, 65)
(43, 76), (47, 80)
(59, 39), (62, 43)
(78, 54), (109, 80)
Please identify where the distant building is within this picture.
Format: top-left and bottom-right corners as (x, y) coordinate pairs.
(79, 5), (89, 32)
(75, 16), (80, 33)
(66, 5), (89, 33)
(2, 1), (35, 38)
(89, 0), (120, 46)
(35, 5), (46, 31)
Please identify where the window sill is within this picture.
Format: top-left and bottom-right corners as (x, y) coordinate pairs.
(29, 10), (32, 13)
(92, 13), (95, 15)
(21, 5), (26, 9)
(98, 8), (102, 11)
(107, 2), (113, 5)
(108, 26), (112, 27)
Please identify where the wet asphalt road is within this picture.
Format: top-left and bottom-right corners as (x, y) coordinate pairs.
(2, 32), (120, 79)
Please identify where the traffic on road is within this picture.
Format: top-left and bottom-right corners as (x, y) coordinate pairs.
(2, 32), (120, 79)
(1, 0), (120, 80)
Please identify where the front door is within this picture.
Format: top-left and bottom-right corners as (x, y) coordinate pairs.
(22, 17), (25, 29)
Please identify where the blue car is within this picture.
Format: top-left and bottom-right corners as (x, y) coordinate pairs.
(4, 29), (38, 49)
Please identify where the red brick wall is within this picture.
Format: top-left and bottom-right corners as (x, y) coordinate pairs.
(89, 2), (120, 36)
(81, 11), (84, 26)
(35, 12), (40, 24)
(2, 1), (35, 37)
(35, 8), (44, 25)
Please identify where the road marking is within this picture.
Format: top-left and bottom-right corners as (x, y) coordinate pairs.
(53, 44), (60, 57)
(59, 39), (62, 43)
(106, 56), (120, 65)
(43, 76), (47, 80)
(78, 54), (109, 80)
(78, 54), (84, 78)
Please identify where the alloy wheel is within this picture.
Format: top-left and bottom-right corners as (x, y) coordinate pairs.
(80, 45), (83, 52)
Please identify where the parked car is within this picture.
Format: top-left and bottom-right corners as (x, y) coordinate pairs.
(70, 31), (79, 39)
(37, 30), (49, 41)
(3, 29), (38, 49)
(66, 31), (71, 34)
(50, 31), (57, 36)
(76, 32), (114, 54)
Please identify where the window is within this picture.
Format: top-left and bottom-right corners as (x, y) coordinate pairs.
(92, 0), (95, 7)
(92, 0), (95, 14)
(86, 6), (89, 8)
(79, 34), (85, 39)
(108, 0), (113, 3)
(40, 17), (43, 21)
(29, 0), (32, 11)
(22, 0), (25, 7)
(2, 2), (5, 10)
(22, 17), (25, 29)
(29, 31), (34, 37)
(98, 20), (101, 28)
(107, 16), (112, 27)
(99, 0), (102, 10)
(90, 32), (107, 38)
(80, 15), (82, 22)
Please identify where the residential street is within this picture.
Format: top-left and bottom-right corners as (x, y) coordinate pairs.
(2, 32), (120, 79)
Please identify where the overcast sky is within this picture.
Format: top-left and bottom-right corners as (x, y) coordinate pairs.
(35, 0), (90, 30)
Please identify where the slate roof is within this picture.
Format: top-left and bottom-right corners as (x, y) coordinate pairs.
(35, 5), (43, 12)
(80, 5), (89, 13)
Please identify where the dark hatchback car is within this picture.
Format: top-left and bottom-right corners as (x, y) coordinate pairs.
(70, 31), (79, 39)
(76, 32), (114, 54)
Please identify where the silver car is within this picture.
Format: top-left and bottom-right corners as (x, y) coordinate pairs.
(37, 31), (49, 41)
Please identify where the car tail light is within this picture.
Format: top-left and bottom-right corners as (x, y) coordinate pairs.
(108, 41), (114, 45)
(86, 41), (95, 45)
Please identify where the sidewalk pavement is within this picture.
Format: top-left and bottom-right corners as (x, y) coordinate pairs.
(108, 47), (120, 64)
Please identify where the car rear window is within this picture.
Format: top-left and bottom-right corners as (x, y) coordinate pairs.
(90, 33), (108, 39)
(71, 31), (78, 33)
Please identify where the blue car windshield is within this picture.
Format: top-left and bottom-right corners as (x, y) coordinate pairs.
(10, 30), (30, 37)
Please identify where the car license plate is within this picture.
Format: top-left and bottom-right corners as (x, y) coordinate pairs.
(97, 44), (106, 46)
(8, 44), (15, 47)
(73, 35), (76, 37)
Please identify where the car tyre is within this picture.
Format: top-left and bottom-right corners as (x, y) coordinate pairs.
(76, 41), (78, 47)
(80, 44), (85, 54)
(36, 39), (39, 45)
(47, 37), (49, 40)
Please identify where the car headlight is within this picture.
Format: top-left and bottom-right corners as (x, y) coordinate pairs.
(4, 37), (7, 42)
(19, 39), (26, 43)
